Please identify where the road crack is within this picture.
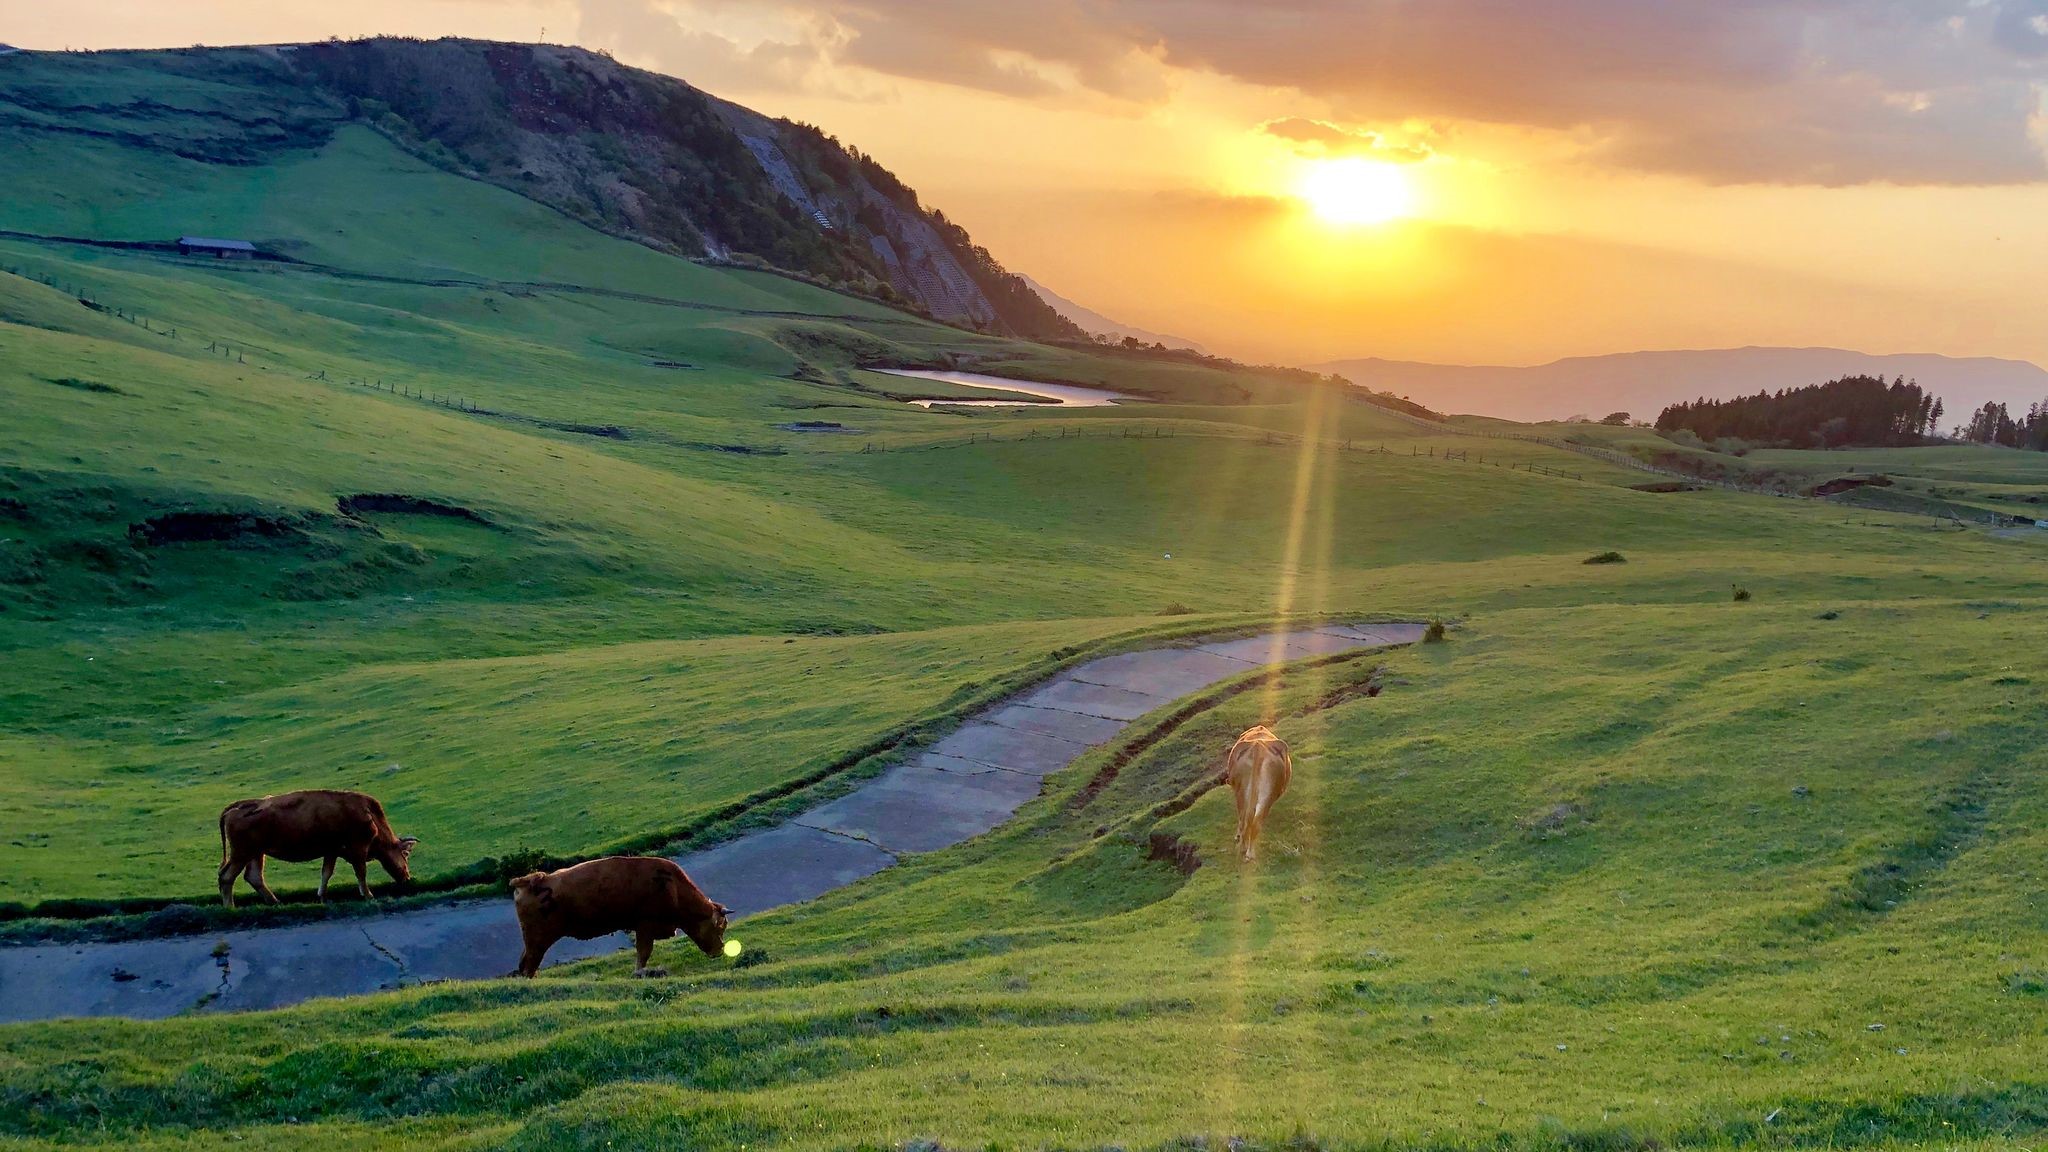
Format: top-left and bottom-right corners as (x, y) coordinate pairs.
(360, 926), (411, 986)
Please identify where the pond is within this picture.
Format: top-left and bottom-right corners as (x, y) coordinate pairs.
(871, 368), (1133, 408)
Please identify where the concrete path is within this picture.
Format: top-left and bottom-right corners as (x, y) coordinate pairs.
(0, 622), (1423, 1023)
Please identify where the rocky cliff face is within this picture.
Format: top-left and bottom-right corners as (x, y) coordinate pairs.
(0, 37), (1078, 338)
(287, 39), (1077, 338)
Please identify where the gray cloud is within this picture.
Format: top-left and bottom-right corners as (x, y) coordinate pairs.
(570, 0), (2048, 185)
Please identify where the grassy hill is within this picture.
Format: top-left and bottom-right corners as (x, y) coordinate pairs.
(0, 40), (1080, 338)
(1, 41), (2045, 1152)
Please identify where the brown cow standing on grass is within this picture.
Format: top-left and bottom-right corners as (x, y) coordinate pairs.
(509, 856), (730, 978)
(1227, 725), (1293, 862)
(217, 789), (418, 908)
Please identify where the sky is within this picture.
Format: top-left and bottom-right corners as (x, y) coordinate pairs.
(7, 0), (2048, 369)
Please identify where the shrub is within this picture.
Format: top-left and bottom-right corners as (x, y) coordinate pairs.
(1423, 618), (1447, 643)
(1732, 584), (1752, 602)
(1156, 602), (1196, 616)
(491, 846), (555, 881)
(142, 903), (211, 936)
(1583, 551), (1626, 565)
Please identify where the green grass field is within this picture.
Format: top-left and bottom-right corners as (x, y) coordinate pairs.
(2, 71), (2046, 1151)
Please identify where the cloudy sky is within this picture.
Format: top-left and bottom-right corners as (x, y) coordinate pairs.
(10, 0), (2048, 368)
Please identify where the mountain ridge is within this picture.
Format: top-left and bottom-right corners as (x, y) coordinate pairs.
(1017, 274), (1207, 353)
(0, 37), (1081, 340)
(1317, 345), (2048, 424)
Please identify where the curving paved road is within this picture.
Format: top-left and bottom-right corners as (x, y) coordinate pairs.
(0, 622), (1423, 1023)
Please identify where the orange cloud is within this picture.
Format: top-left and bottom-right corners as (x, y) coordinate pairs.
(1260, 117), (1435, 162)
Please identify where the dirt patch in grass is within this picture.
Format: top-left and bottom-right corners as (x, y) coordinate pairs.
(538, 420), (629, 440)
(337, 493), (493, 525)
(1810, 474), (1894, 497)
(41, 376), (125, 395)
(1145, 831), (1202, 875)
(1629, 480), (1697, 493)
(128, 511), (302, 547)
(687, 441), (786, 455)
(776, 421), (859, 433)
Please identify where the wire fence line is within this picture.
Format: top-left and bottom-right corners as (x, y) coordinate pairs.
(2, 263), (271, 364)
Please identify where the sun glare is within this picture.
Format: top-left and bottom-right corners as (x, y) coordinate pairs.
(1298, 157), (1416, 226)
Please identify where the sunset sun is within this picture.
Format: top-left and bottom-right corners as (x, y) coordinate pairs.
(1297, 157), (1416, 226)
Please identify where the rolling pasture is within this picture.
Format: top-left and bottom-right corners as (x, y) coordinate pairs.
(0, 79), (2044, 1152)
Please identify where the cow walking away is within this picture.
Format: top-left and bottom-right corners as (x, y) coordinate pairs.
(509, 856), (730, 978)
(1227, 725), (1293, 862)
(217, 789), (418, 908)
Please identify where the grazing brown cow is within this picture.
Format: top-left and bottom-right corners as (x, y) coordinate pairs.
(1226, 725), (1293, 862)
(509, 856), (731, 978)
(217, 789), (418, 908)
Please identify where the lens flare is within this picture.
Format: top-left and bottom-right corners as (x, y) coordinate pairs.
(723, 938), (743, 958)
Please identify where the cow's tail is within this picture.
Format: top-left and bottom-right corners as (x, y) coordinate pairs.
(1254, 753), (1287, 820)
(219, 806), (230, 865)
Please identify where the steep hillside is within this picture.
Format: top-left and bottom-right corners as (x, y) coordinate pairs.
(1321, 346), (2048, 423)
(0, 39), (1081, 339)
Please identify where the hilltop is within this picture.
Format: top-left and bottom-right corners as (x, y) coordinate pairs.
(1320, 346), (2048, 423)
(0, 38), (1079, 339)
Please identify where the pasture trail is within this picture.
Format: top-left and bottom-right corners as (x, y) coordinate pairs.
(0, 623), (1422, 1023)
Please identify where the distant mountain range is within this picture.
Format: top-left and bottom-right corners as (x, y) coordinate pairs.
(1018, 275), (1207, 353)
(1315, 347), (2048, 424)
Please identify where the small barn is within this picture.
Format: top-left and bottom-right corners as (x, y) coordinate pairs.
(176, 236), (257, 259)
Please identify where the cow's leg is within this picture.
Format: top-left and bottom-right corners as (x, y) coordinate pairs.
(1231, 778), (1252, 852)
(630, 929), (668, 978)
(246, 857), (279, 903)
(218, 854), (241, 909)
(1236, 783), (1253, 856)
(516, 931), (554, 978)
(318, 857), (336, 903)
(351, 857), (371, 900)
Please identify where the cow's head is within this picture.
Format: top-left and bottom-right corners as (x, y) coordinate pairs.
(376, 835), (421, 886)
(684, 901), (733, 957)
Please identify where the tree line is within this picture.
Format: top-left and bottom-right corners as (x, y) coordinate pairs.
(1952, 399), (2048, 450)
(1655, 375), (1943, 449)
